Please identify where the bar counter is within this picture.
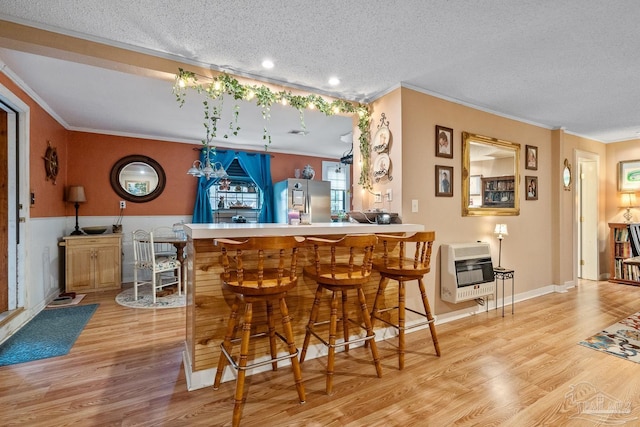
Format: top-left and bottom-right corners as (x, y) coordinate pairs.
(183, 222), (424, 390)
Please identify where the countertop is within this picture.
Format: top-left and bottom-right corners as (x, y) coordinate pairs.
(185, 222), (424, 239)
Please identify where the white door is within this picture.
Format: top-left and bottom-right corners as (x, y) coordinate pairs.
(578, 156), (599, 280)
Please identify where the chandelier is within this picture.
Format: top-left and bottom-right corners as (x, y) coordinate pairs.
(187, 159), (227, 179)
(187, 115), (228, 180)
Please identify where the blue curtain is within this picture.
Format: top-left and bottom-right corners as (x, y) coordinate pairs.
(191, 149), (274, 223)
(236, 152), (274, 223)
(191, 150), (236, 223)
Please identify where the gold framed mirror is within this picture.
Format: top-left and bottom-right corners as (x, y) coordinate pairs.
(462, 132), (521, 216)
(563, 158), (572, 191)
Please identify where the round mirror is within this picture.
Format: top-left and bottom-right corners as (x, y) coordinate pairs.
(563, 158), (572, 191)
(110, 155), (166, 202)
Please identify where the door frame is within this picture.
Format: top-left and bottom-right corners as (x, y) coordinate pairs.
(574, 149), (600, 282)
(0, 81), (29, 313)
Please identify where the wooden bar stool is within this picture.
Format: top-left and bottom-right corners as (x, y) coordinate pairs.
(300, 234), (382, 395)
(213, 236), (306, 427)
(370, 231), (440, 370)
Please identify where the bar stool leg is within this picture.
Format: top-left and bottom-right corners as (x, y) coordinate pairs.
(341, 290), (350, 352)
(266, 300), (278, 371)
(357, 287), (382, 378)
(300, 286), (323, 363)
(370, 277), (390, 330)
(232, 302), (254, 427)
(418, 278), (440, 356)
(326, 290), (339, 395)
(214, 297), (241, 389)
(279, 297), (306, 403)
(398, 281), (406, 370)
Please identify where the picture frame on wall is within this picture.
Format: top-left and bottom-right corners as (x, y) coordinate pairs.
(126, 180), (149, 196)
(525, 176), (538, 200)
(435, 125), (453, 159)
(525, 145), (538, 170)
(435, 165), (453, 197)
(618, 159), (640, 191)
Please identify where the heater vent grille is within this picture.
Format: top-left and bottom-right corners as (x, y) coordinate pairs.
(440, 243), (495, 303)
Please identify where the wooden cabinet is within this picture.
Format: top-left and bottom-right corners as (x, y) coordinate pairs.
(62, 235), (122, 292)
(609, 222), (640, 285)
(481, 175), (515, 207)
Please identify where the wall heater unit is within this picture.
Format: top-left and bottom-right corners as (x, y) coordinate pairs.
(441, 243), (495, 303)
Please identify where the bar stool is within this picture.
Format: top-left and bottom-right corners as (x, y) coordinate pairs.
(213, 236), (306, 427)
(300, 234), (382, 395)
(370, 231), (440, 370)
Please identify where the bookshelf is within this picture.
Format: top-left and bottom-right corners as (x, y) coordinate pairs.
(609, 222), (640, 285)
(481, 175), (515, 207)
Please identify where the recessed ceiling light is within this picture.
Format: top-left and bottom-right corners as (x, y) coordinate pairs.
(262, 59), (274, 69)
(328, 77), (340, 86)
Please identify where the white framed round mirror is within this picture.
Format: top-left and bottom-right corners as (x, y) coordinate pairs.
(563, 158), (572, 191)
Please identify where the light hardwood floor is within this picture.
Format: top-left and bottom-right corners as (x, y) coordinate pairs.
(2, 280), (640, 426)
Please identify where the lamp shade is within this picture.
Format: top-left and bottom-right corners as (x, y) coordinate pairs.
(494, 223), (508, 237)
(619, 192), (638, 208)
(66, 186), (87, 203)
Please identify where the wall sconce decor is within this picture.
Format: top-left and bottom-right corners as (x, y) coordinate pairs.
(66, 185), (86, 235)
(494, 223), (509, 270)
(620, 192), (638, 223)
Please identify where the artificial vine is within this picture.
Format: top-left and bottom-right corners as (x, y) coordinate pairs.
(173, 68), (373, 189)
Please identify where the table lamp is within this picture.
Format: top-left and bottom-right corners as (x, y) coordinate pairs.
(67, 186), (86, 235)
(494, 223), (508, 270)
(620, 192), (637, 223)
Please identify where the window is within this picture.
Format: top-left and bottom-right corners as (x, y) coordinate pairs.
(322, 161), (350, 214)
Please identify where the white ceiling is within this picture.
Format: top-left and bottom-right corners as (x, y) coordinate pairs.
(0, 1), (639, 159)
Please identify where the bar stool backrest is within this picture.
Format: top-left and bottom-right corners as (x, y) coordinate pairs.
(215, 236), (305, 295)
(374, 231), (436, 276)
(305, 234), (378, 285)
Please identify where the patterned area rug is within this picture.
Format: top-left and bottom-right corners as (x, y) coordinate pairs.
(0, 304), (98, 366)
(579, 311), (640, 363)
(115, 285), (185, 309)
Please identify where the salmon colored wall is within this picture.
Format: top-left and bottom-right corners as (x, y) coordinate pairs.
(64, 132), (337, 218)
(270, 152), (337, 184)
(0, 74), (68, 218)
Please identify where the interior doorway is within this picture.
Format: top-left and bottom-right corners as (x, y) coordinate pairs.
(577, 151), (599, 280)
(0, 86), (27, 318)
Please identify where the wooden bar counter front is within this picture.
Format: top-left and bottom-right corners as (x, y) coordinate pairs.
(183, 222), (424, 390)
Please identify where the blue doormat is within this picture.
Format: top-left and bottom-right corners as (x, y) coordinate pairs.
(0, 304), (98, 366)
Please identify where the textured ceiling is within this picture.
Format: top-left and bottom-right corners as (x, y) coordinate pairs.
(0, 0), (639, 158)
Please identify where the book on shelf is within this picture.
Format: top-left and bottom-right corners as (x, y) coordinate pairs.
(630, 224), (640, 257)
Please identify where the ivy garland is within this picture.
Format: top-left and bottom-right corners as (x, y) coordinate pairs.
(172, 68), (373, 190)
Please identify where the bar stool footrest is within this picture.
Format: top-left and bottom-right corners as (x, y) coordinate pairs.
(307, 319), (375, 349)
(372, 306), (435, 332)
(221, 331), (299, 371)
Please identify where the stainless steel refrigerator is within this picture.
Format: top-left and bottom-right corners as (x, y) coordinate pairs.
(274, 178), (331, 223)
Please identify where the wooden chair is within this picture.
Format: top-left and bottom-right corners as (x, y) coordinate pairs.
(131, 229), (181, 304)
(213, 236), (306, 427)
(300, 234), (382, 395)
(370, 231), (440, 370)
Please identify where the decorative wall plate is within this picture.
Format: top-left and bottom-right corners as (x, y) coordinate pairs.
(373, 153), (391, 182)
(43, 141), (58, 184)
(372, 127), (390, 153)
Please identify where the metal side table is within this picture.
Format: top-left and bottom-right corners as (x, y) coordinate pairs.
(494, 268), (515, 317)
